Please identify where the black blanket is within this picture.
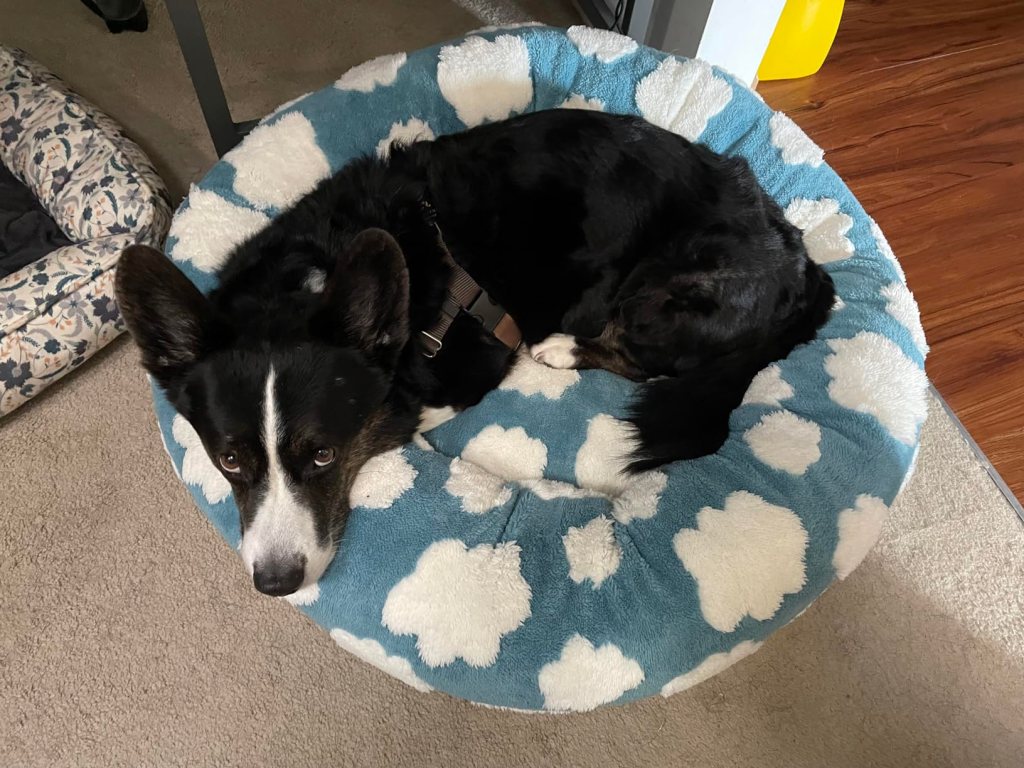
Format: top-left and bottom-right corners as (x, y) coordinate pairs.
(1, 161), (74, 279)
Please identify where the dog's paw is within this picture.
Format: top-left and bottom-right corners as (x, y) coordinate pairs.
(531, 334), (579, 369)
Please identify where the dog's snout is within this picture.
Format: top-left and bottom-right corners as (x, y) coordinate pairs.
(252, 556), (306, 597)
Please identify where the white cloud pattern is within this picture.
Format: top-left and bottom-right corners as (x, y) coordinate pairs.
(334, 52), (407, 92)
(785, 197), (854, 265)
(228, 112), (331, 210)
(742, 364), (794, 408)
(832, 495), (889, 579)
(636, 57), (732, 141)
(349, 448), (417, 509)
(499, 351), (580, 399)
(744, 410), (822, 475)
(330, 628), (432, 692)
(661, 640), (762, 696)
(567, 25), (639, 63)
(574, 414), (637, 495)
(538, 634), (644, 711)
(437, 35), (532, 126)
(445, 458), (513, 514)
(167, 189), (269, 274)
(558, 93), (606, 112)
(382, 539), (531, 667)
(563, 515), (621, 588)
(462, 425), (548, 481)
(171, 415), (231, 504)
(574, 414), (666, 524)
(870, 217), (906, 284)
(674, 491), (808, 632)
(825, 332), (928, 445)
(376, 117), (435, 159)
(769, 112), (824, 167)
(881, 281), (928, 357)
(611, 470), (667, 525)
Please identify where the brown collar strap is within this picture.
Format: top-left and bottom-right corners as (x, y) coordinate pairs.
(417, 200), (522, 358)
(419, 261), (523, 358)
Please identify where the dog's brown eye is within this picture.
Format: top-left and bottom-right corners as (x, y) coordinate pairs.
(219, 453), (241, 474)
(314, 447), (336, 467)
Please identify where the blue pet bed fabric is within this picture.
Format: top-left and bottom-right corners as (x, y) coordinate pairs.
(152, 26), (928, 711)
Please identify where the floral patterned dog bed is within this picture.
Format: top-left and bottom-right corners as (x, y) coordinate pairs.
(0, 46), (170, 415)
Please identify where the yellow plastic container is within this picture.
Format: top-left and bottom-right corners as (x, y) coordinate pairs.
(758, 0), (845, 81)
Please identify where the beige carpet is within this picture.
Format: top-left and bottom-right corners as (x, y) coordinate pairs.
(3, 2), (1024, 766)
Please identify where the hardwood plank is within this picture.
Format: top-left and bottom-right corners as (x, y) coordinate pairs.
(768, 0), (1024, 83)
(929, 323), (1024, 492)
(766, 49), (1024, 212)
(874, 162), (1024, 341)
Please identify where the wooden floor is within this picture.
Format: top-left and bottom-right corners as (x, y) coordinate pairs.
(759, 0), (1024, 502)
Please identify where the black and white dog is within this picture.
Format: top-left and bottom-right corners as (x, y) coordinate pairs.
(116, 110), (833, 597)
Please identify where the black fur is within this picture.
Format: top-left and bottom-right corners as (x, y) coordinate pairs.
(116, 109), (833, 591)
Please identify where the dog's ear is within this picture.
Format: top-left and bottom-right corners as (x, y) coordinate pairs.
(115, 244), (221, 387)
(317, 228), (410, 367)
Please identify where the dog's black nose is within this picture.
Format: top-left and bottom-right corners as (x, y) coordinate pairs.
(253, 559), (305, 597)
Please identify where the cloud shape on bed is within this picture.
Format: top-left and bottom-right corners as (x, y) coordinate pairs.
(228, 113), (331, 210)
(167, 189), (269, 273)
(437, 35), (532, 126)
(462, 424), (548, 481)
(171, 414), (230, 505)
(573, 414), (667, 524)
(330, 628), (433, 692)
(382, 539), (532, 667)
(785, 197), (854, 265)
(744, 410), (822, 475)
(612, 471), (667, 525)
(769, 112), (824, 167)
(349, 447), (417, 510)
(661, 639), (762, 697)
(574, 414), (637, 494)
(376, 117), (435, 159)
(558, 93), (606, 111)
(882, 281), (929, 357)
(538, 634), (644, 711)
(870, 217), (906, 284)
(742, 364), (795, 408)
(499, 353), (580, 399)
(335, 52), (408, 92)
(674, 491), (808, 633)
(567, 25), (638, 63)
(563, 515), (621, 588)
(635, 57), (732, 141)
(825, 332), (928, 446)
(832, 494), (890, 579)
(445, 458), (513, 514)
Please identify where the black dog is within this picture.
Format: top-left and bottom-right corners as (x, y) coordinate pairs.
(116, 109), (833, 596)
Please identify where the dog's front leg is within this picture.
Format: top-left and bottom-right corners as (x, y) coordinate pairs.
(531, 325), (645, 381)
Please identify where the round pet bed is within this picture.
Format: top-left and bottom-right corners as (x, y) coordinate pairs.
(0, 46), (170, 416)
(152, 26), (928, 711)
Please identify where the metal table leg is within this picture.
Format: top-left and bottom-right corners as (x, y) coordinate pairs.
(164, 0), (257, 156)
